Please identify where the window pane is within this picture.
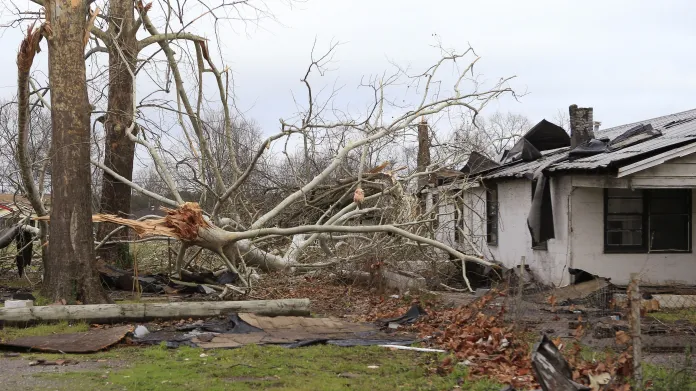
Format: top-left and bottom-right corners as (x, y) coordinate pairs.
(649, 189), (690, 214)
(607, 198), (643, 214)
(607, 230), (642, 246)
(650, 214), (690, 251)
(607, 188), (642, 198)
(648, 189), (689, 199)
(607, 215), (642, 231)
(649, 199), (689, 214)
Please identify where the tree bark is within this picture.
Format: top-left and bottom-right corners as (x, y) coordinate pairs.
(96, 0), (138, 267)
(43, 0), (110, 304)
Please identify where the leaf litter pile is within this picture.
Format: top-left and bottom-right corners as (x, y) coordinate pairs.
(365, 291), (634, 390)
(252, 273), (634, 389)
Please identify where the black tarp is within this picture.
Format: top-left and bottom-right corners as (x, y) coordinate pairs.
(504, 138), (542, 163)
(568, 138), (609, 161)
(503, 119), (570, 164)
(0, 223), (34, 277)
(523, 120), (571, 151)
(527, 175), (555, 245)
(15, 226), (33, 277)
(0, 224), (19, 250)
(531, 335), (591, 391)
(461, 151), (500, 175)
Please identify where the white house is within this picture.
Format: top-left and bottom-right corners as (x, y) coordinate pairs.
(430, 106), (696, 287)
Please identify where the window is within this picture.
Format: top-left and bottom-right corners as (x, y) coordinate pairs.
(486, 185), (498, 245)
(604, 188), (691, 253)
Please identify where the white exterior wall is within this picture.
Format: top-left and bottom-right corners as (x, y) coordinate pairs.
(570, 185), (696, 286)
(437, 156), (696, 286)
(482, 178), (571, 286)
(448, 178), (571, 286)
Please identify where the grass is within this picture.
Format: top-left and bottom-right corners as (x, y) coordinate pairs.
(28, 344), (502, 391)
(0, 321), (89, 342)
(0, 322), (502, 390)
(643, 355), (696, 391)
(650, 308), (696, 324)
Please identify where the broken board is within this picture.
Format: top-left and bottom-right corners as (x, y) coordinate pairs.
(192, 314), (379, 349)
(0, 325), (132, 353)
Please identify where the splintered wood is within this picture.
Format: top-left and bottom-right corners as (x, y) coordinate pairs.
(37, 202), (209, 241)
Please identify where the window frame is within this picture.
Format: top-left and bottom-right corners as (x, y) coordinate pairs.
(486, 184), (499, 246)
(603, 188), (692, 254)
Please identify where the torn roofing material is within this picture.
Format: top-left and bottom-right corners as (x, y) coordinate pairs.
(460, 151), (500, 175)
(479, 107), (696, 179)
(522, 119), (571, 151)
(501, 119), (570, 165)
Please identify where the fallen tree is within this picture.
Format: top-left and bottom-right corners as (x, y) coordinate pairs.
(0, 298), (311, 325)
(12, 1), (514, 294)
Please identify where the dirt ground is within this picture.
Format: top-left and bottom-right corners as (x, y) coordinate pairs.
(1, 268), (695, 390)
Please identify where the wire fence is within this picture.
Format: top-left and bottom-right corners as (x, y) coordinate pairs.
(627, 275), (696, 390)
(490, 265), (696, 389)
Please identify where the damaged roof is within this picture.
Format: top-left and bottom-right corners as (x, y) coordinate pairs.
(476, 107), (696, 179)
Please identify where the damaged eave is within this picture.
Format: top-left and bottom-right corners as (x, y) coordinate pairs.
(616, 141), (696, 178)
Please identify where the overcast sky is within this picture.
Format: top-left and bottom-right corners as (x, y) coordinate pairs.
(1, 0), (695, 138)
(213, 0), (696, 134)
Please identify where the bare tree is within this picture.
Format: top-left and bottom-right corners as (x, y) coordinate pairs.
(89, 42), (516, 292)
(449, 111), (530, 160)
(8, 0), (517, 295)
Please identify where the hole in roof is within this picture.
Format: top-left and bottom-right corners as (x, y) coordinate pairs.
(664, 117), (696, 129)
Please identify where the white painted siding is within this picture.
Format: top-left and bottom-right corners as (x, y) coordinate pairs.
(629, 154), (696, 188)
(569, 187), (696, 285)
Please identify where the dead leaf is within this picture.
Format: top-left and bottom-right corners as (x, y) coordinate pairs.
(615, 330), (631, 345)
(588, 372), (611, 390)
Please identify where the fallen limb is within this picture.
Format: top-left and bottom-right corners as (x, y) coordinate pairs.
(379, 345), (446, 353)
(0, 299), (311, 325)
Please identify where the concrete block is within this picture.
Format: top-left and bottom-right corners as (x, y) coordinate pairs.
(4, 300), (34, 309)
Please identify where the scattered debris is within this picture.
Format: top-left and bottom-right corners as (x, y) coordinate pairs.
(133, 325), (150, 338)
(530, 335), (591, 391)
(0, 326), (132, 353)
(130, 312), (415, 349)
(379, 345), (445, 353)
(377, 304), (426, 329)
(29, 359), (78, 366)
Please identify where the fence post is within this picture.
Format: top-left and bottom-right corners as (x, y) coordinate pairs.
(516, 256), (526, 324)
(629, 273), (643, 390)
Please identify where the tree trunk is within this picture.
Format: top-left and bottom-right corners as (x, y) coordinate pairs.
(43, 0), (110, 304)
(96, 0), (137, 268)
(0, 299), (311, 325)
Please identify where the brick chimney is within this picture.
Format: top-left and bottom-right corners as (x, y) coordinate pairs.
(416, 117), (431, 190)
(569, 104), (595, 149)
